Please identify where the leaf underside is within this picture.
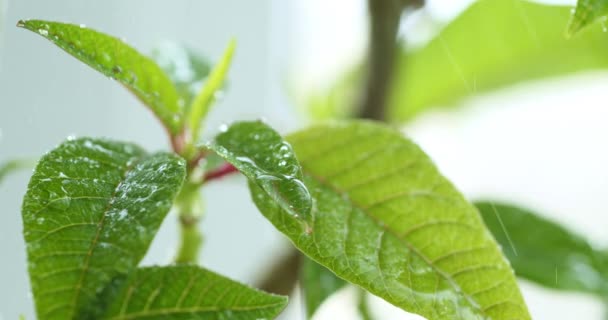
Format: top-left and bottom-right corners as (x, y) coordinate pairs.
(98, 265), (288, 320)
(207, 121), (312, 223)
(250, 121), (530, 320)
(22, 138), (186, 319)
(477, 201), (608, 297)
(18, 20), (184, 134)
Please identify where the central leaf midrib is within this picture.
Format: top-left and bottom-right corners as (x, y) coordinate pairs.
(68, 154), (142, 319)
(303, 168), (485, 316)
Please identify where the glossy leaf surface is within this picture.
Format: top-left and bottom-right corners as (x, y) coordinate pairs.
(98, 265), (288, 320)
(301, 257), (347, 318)
(477, 201), (608, 296)
(250, 121), (529, 319)
(18, 20), (184, 134)
(568, 0), (608, 35)
(151, 42), (211, 110)
(207, 121), (312, 223)
(22, 138), (186, 319)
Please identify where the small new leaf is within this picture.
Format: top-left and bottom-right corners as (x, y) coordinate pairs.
(188, 39), (236, 143)
(22, 138), (186, 319)
(207, 121), (312, 224)
(98, 265), (288, 320)
(17, 20), (184, 135)
(151, 42), (212, 109)
(568, 0), (608, 35)
(250, 121), (530, 320)
(477, 201), (608, 296)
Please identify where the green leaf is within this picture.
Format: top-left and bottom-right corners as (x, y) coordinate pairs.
(151, 42), (212, 110)
(189, 39), (236, 143)
(476, 201), (608, 296)
(390, 0), (608, 121)
(301, 257), (347, 318)
(303, 0), (608, 122)
(0, 158), (35, 183)
(206, 121), (312, 224)
(568, 0), (608, 35)
(250, 121), (530, 320)
(22, 137), (186, 319)
(98, 265), (288, 320)
(17, 20), (184, 135)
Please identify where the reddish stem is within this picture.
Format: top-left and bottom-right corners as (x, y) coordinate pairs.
(203, 163), (239, 182)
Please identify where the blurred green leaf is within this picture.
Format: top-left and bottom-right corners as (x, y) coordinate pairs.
(98, 265), (288, 320)
(392, 0), (608, 120)
(0, 158), (35, 183)
(189, 39), (236, 142)
(18, 20), (184, 135)
(207, 121), (312, 223)
(300, 257), (347, 318)
(568, 0), (608, 35)
(22, 138), (186, 319)
(250, 120), (530, 319)
(477, 201), (608, 296)
(151, 42), (212, 110)
(304, 0), (608, 122)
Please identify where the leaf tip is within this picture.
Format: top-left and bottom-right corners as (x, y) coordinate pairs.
(16, 19), (27, 28)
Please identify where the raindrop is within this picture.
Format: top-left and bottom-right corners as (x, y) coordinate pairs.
(112, 66), (123, 74)
(37, 29), (48, 36)
(79, 24), (86, 29)
(218, 123), (228, 132)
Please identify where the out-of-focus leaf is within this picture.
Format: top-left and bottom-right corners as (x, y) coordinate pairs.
(18, 20), (184, 135)
(189, 39), (236, 142)
(303, 0), (608, 122)
(391, 0), (608, 120)
(207, 121), (312, 223)
(22, 138), (186, 319)
(477, 201), (608, 296)
(151, 41), (212, 109)
(301, 257), (347, 318)
(568, 0), (608, 35)
(250, 120), (530, 320)
(0, 158), (35, 183)
(98, 265), (288, 320)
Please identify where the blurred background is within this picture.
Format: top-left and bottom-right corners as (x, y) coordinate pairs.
(1, 0), (608, 319)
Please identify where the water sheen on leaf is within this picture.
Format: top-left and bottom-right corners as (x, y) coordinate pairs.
(17, 20), (184, 135)
(249, 121), (530, 320)
(477, 201), (608, 297)
(22, 138), (186, 319)
(568, 0), (608, 35)
(98, 265), (288, 320)
(207, 121), (312, 224)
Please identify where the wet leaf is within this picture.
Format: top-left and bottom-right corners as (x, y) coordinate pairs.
(151, 42), (212, 111)
(301, 257), (347, 318)
(18, 20), (184, 135)
(477, 201), (608, 296)
(22, 138), (186, 319)
(189, 39), (236, 143)
(206, 121), (312, 223)
(250, 121), (530, 320)
(98, 265), (288, 320)
(568, 0), (608, 35)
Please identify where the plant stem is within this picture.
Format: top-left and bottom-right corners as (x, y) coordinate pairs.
(174, 181), (204, 264)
